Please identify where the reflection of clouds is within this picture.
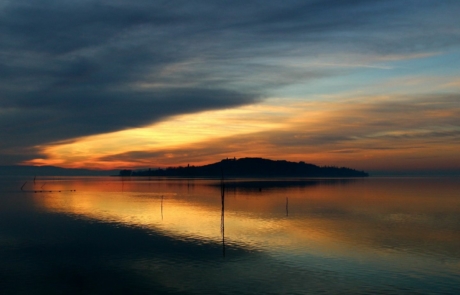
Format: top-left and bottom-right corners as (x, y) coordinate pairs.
(27, 177), (460, 289)
(10, 177), (460, 295)
(31, 177), (460, 264)
(382, 213), (432, 225)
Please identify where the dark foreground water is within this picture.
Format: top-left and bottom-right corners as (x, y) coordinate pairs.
(1, 176), (459, 294)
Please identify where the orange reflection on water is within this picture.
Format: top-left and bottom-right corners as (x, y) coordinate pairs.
(31, 177), (460, 271)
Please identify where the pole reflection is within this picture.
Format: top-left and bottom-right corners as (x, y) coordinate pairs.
(221, 174), (226, 257)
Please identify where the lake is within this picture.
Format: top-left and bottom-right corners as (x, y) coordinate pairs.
(1, 176), (459, 294)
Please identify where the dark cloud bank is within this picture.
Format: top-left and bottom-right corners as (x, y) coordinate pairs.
(1, 0), (459, 164)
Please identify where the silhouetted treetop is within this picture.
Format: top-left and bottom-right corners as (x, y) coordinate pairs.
(123, 157), (369, 177)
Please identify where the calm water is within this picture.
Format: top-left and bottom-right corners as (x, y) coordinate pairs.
(1, 176), (459, 294)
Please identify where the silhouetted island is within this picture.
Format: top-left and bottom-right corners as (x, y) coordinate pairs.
(120, 157), (368, 177)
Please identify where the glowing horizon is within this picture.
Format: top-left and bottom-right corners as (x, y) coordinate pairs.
(23, 87), (460, 172)
(2, 2), (459, 173)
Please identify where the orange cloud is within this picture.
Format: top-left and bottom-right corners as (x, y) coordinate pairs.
(23, 93), (460, 172)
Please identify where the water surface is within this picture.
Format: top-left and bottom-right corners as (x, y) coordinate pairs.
(1, 176), (459, 294)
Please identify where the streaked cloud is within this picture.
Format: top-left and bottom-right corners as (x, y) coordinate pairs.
(1, 0), (459, 171)
(24, 93), (460, 172)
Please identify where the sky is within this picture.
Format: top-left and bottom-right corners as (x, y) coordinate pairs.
(1, 0), (459, 173)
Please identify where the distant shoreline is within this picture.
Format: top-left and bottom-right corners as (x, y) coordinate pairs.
(118, 157), (369, 178)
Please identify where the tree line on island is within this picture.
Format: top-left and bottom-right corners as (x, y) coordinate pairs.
(119, 157), (369, 177)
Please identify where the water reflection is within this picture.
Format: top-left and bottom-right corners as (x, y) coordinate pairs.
(286, 196), (288, 217)
(27, 177), (460, 260)
(161, 195), (163, 221)
(221, 178), (225, 257)
(2, 176), (460, 294)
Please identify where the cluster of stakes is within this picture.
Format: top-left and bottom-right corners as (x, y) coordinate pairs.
(20, 180), (76, 193)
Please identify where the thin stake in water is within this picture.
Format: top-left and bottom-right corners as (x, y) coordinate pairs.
(161, 195), (164, 221)
(221, 170), (226, 257)
(286, 197), (289, 217)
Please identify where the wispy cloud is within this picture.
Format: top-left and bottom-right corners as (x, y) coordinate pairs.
(24, 93), (460, 171)
(1, 0), (460, 170)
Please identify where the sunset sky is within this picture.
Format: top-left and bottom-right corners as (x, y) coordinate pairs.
(1, 1), (459, 173)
